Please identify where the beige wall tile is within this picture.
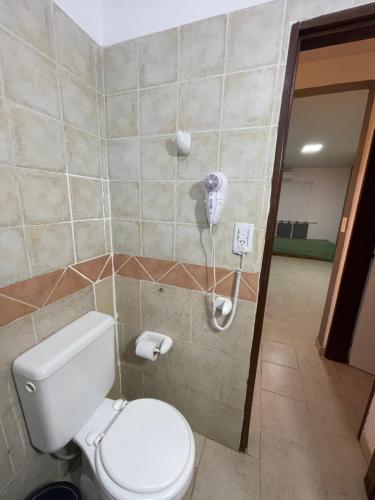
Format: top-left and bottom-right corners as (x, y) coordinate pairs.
(0, 99), (12, 163)
(115, 276), (140, 327)
(26, 223), (74, 275)
(227, 0), (284, 72)
(98, 93), (106, 138)
(60, 70), (98, 135)
(0, 401), (35, 476)
(220, 129), (269, 180)
(188, 391), (244, 449)
(0, 227), (29, 286)
(139, 29), (178, 87)
(95, 276), (114, 317)
(65, 126), (101, 178)
(223, 67), (277, 128)
(142, 221), (174, 259)
(0, 167), (22, 226)
(0, 316), (35, 414)
(221, 181), (265, 225)
(191, 292), (254, 357)
(96, 46), (104, 95)
(108, 138), (140, 181)
(177, 132), (219, 180)
(112, 219), (140, 254)
(11, 107), (65, 172)
(168, 340), (222, 396)
(104, 39), (138, 93)
(18, 170), (70, 224)
(141, 136), (177, 180)
(177, 181), (206, 224)
(0, 426), (15, 489)
(70, 177), (103, 220)
(110, 181), (139, 219)
(0, 0), (53, 56)
(106, 91), (138, 138)
(74, 220), (105, 261)
(120, 363), (144, 400)
(141, 181), (175, 221)
(141, 281), (191, 339)
(33, 286), (95, 342)
(218, 353), (249, 409)
(54, 5), (96, 87)
(140, 85), (177, 135)
(144, 373), (189, 417)
(179, 77), (222, 131)
(101, 139), (108, 178)
(180, 16), (226, 80)
(0, 31), (60, 118)
(175, 223), (209, 265)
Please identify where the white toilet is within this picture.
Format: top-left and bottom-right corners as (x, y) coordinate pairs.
(13, 311), (195, 500)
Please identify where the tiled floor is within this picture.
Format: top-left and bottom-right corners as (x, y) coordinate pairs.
(185, 256), (374, 500)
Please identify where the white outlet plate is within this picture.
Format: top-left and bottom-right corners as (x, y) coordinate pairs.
(232, 223), (254, 255)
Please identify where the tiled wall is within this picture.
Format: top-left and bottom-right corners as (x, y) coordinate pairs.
(0, 1), (112, 497)
(0, 0), (110, 290)
(103, 0), (285, 449)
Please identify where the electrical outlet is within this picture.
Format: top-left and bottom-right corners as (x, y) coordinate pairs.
(232, 223), (254, 255)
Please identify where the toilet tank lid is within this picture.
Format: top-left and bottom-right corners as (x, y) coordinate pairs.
(13, 311), (114, 381)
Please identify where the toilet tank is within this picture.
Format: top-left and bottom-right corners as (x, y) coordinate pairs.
(13, 311), (115, 453)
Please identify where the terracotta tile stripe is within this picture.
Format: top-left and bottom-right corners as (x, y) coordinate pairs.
(73, 254), (110, 282)
(0, 270), (64, 308)
(0, 295), (37, 327)
(0, 253), (259, 329)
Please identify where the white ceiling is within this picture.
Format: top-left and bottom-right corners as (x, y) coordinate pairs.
(53, 0), (269, 46)
(285, 90), (369, 169)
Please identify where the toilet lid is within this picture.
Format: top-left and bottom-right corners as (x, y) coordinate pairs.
(98, 399), (191, 494)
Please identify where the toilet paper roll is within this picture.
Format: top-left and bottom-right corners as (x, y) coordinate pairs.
(136, 339), (159, 361)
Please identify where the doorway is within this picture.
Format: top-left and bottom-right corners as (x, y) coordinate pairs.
(240, 3), (375, 497)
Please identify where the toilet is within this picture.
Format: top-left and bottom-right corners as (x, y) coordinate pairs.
(12, 311), (195, 500)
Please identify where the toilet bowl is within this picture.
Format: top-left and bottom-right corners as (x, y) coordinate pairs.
(74, 398), (195, 500)
(12, 312), (195, 500)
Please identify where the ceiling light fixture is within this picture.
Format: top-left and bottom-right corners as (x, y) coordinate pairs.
(301, 143), (323, 154)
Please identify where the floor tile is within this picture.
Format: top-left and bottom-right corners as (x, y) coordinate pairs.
(192, 438), (260, 500)
(261, 432), (327, 500)
(247, 404), (261, 459)
(261, 390), (313, 446)
(193, 432), (205, 468)
(262, 361), (306, 402)
(262, 340), (298, 368)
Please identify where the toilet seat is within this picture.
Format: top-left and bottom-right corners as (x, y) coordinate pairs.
(77, 398), (195, 500)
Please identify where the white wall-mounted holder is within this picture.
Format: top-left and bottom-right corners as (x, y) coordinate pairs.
(176, 130), (191, 156)
(135, 331), (173, 361)
(214, 296), (233, 317)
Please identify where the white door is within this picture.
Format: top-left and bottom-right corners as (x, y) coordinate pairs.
(349, 256), (375, 375)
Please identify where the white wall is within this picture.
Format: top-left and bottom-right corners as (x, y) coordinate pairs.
(53, 0), (269, 46)
(53, 0), (103, 44)
(277, 167), (351, 243)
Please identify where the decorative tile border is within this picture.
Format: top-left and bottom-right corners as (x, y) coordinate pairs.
(0, 254), (112, 327)
(114, 254), (258, 302)
(0, 253), (258, 328)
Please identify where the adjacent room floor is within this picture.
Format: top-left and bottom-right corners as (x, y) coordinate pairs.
(185, 256), (374, 500)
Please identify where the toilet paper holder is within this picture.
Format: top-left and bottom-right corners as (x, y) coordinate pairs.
(135, 331), (173, 360)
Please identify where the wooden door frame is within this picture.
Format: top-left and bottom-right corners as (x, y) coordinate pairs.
(240, 2), (375, 452)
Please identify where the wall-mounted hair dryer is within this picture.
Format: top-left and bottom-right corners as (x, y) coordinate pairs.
(203, 172), (228, 226)
(203, 172), (243, 332)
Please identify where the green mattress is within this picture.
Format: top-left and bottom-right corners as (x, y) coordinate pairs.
(273, 237), (336, 262)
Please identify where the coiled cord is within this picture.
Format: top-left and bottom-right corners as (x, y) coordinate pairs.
(209, 225), (243, 331)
